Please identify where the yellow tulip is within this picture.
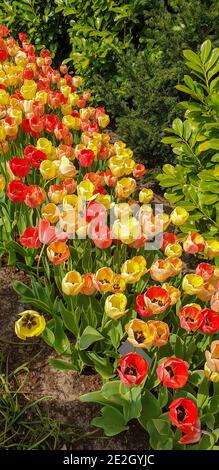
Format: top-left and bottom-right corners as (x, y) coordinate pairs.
(165, 243), (182, 258)
(41, 203), (60, 223)
(0, 174), (6, 193)
(105, 293), (128, 320)
(62, 271), (84, 296)
(170, 207), (189, 226)
(125, 319), (157, 348)
(37, 137), (52, 156)
(121, 256), (147, 284)
(182, 274), (204, 295)
(97, 113), (110, 128)
(62, 115), (80, 130)
(35, 90), (48, 104)
(40, 160), (58, 180)
(116, 177), (136, 199)
(15, 310), (46, 340)
(77, 180), (95, 201)
(139, 188), (154, 204)
(162, 283), (181, 305)
(204, 240), (219, 259)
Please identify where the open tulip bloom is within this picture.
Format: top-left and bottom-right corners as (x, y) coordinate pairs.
(0, 27), (218, 449)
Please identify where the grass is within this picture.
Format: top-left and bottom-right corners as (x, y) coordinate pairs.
(0, 352), (98, 450)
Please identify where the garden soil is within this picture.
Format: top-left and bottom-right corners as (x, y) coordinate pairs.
(0, 266), (147, 450)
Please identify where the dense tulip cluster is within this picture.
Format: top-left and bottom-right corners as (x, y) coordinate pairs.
(0, 27), (219, 449)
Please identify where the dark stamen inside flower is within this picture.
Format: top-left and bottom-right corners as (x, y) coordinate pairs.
(101, 279), (109, 284)
(165, 366), (174, 378)
(113, 284), (120, 290)
(134, 330), (145, 343)
(21, 313), (37, 330)
(176, 405), (186, 422)
(185, 316), (194, 322)
(152, 297), (164, 306)
(124, 366), (137, 376)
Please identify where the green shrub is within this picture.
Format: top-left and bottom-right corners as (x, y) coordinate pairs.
(0, 0), (70, 59)
(157, 39), (219, 237)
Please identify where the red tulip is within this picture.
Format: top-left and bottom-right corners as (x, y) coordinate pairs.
(136, 286), (170, 318)
(117, 353), (148, 387)
(156, 357), (189, 389)
(161, 232), (179, 251)
(179, 304), (204, 332)
(24, 185), (46, 208)
(9, 157), (30, 178)
(78, 149), (95, 168)
(85, 201), (107, 223)
(178, 419), (201, 444)
(91, 225), (112, 249)
(200, 308), (219, 334)
(38, 219), (69, 245)
(135, 294), (152, 318)
(43, 114), (59, 133)
(19, 227), (41, 249)
(196, 263), (215, 282)
(133, 163), (146, 178)
(7, 180), (27, 203)
(169, 398), (198, 433)
(47, 241), (70, 265)
(0, 49), (8, 62)
(25, 147), (47, 168)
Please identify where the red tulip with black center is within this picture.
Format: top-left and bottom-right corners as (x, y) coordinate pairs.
(156, 357), (189, 389)
(117, 353), (148, 387)
(169, 397), (198, 433)
(169, 398), (201, 444)
(200, 308), (219, 334)
(136, 286), (171, 317)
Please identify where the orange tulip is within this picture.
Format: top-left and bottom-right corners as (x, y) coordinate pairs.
(47, 241), (70, 265)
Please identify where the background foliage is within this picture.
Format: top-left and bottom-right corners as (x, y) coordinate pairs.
(1, 0), (219, 165)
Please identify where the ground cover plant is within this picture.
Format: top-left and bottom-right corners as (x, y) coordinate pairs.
(0, 26), (219, 450)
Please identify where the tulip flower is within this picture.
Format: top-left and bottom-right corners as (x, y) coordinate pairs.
(179, 304), (203, 332)
(200, 308), (219, 334)
(204, 240), (219, 259)
(196, 280), (217, 302)
(156, 357), (189, 389)
(25, 185), (46, 208)
(9, 157), (30, 178)
(7, 180), (27, 203)
(136, 286), (170, 318)
(161, 232), (179, 251)
(150, 258), (173, 282)
(77, 180), (95, 201)
(78, 149), (95, 167)
(162, 283), (181, 305)
(165, 243), (182, 258)
(19, 227), (41, 249)
(121, 256), (147, 284)
(93, 267), (114, 293)
(169, 398), (201, 444)
(81, 273), (96, 295)
(147, 320), (170, 347)
(47, 241), (70, 265)
(183, 231), (205, 254)
(105, 293), (128, 320)
(125, 319), (157, 349)
(133, 163), (146, 179)
(211, 291), (219, 313)
(40, 160), (58, 179)
(204, 340), (219, 382)
(117, 353), (148, 387)
(25, 147), (47, 168)
(170, 207), (189, 226)
(15, 310), (46, 340)
(38, 219), (68, 245)
(0, 174), (6, 193)
(182, 274), (204, 295)
(91, 224), (112, 249)
(139, 188), (153, 204)
(196, 262), (216, 282)
(48, 184), (67, 204)
(111, 274), (126, 293)
(41, 203), (60, 224)
(62, 271), (84, 296)
(115, 177), (136, 199)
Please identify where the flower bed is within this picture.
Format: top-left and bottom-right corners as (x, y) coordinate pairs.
(0, 25), (219, 450)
